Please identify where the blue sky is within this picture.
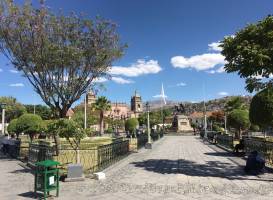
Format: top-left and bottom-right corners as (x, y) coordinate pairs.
(1, 0), (273, 105)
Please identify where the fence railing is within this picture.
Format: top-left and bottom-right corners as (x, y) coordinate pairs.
(201, 131), (234, 150)
(28, 139), (130, 173)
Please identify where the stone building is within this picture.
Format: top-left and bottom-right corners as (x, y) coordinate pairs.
(130, 90), (143, 117)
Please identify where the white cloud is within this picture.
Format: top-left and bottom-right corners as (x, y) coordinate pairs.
(171, 53), (226, 71)
(153, 94), (168, 98)
(93, 77), (108, 83)
(176, 82), (187, 87)
(252, 73), (273, 79)
(218, 91), (229, 96)
(208, 42), (222, 52)
(206, 66), (225, 74)
(111, 77), (134, 84)
(9, 83), (24, 87)
(110, 59), (162, 77)
(9, 69), (19, 73)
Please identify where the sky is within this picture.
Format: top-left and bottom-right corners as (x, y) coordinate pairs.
(1, 0), (273, 106)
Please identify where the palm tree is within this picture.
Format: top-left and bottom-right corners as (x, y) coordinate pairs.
(94, 96), (111, 135)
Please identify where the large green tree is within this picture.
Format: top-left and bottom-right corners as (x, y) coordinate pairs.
(0, 96), (26, 122)
(94, 96), (111, 135)
(249, 87), (273, 129)
(227, 109), (250, 138)
(224, 97), (246, 113)
(0, 0), (125, 118)
(221, 15), (273, 92)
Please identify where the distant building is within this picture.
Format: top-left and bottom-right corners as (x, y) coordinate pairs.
(86, 90), (97, 106)
(189, 111), (214, 126)
(131, 90), (143, 117)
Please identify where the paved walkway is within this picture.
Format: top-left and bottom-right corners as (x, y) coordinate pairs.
(1, 136), (273, 200)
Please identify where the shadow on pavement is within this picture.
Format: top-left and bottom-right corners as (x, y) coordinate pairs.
(131, 158), (273, 182)
(18, 192), (43, 199)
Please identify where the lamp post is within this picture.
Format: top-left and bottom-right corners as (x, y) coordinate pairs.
(145, 102), (152, 149)
(0, 103), (6, 135)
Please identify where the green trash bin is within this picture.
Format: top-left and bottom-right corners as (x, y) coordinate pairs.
(34, 160), (60, 199)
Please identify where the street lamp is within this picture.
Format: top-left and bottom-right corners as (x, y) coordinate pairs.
(145, 102), (152, 149)
(0, 103), (7, 135)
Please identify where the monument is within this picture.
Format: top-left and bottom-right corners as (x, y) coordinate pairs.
(172, 103), (193, 132)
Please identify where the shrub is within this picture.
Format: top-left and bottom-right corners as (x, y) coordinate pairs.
(16, 114), (44, 141)
(125, 118), (139, 133)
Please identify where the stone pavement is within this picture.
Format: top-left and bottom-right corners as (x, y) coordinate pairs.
(1, 136), (273, 200)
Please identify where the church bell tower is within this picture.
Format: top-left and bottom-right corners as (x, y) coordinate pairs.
(131, 90), (143, 113)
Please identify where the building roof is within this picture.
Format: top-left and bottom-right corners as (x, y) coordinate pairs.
(189, 111), (214, 119)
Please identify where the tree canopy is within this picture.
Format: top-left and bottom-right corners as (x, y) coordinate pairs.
(249, 87), (273, 128)
(0, 0), (125, 117)
(125, 118), (139, 133)
(221, 15), (273, 92)
(227, 109), (250, 137)
(16, 113), (44, 141)
(224, 96), (246, 113)
(0, 96), (26, 122)
(24, 104), (53, 120)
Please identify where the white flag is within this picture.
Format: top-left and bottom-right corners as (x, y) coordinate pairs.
(161, 83), (166, 105)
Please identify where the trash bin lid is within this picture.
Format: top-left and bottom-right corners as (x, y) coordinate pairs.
(35, 160), (60, 167)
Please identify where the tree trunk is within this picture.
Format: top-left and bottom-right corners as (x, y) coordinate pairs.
(100, 111), (104, 136)
(53, 134), (60, 156)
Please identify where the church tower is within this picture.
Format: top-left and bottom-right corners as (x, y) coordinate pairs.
(86, 90), (96, 105)
(131, 90), (143, 113)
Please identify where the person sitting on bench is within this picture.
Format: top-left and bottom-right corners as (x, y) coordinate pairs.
(234, 139), (244, 153)
(244, 151), (265, 175)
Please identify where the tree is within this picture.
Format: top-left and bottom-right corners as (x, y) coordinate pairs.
(224, 97), (246, 113)
(47, 119), (86, 163)
(24, 104), (53, 120)
(0, 1), (125, 118)
(249, 87), (273, 129)
(7, 118), (20, 138)
(125, 118), (139, 134)
(72, 104), (99, 129)
(0, 96), (26, 122)
(227, 109), (250, 138)
(16, 114), (44, 141)
(209, 110), (225, 123)
(94, 96), (111, 135)
(221, 15), (273, 92)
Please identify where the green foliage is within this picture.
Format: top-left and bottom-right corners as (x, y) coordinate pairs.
(227, 109), (250, 135)
(249, 87), (273, 128)
(138, 108), (171, 127)
(125, 118), (139, 133)
(7, 118), (20, 137)
(250, 124), (260, 132)
(221, 15), (273, 92)
(24, 104), (53, 120)
(0, 96), (26, 122)
(94, 96), (111, 135)
(0, 0), (125, 117)
(224, 97), (246, 113)
(16, 114), (44, 140)
(47, 118), (86, 150)
(71, 110), (98, 129)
